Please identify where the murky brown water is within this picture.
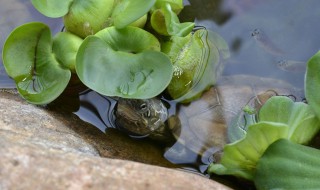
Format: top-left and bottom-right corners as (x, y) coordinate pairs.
(1, 0), (320, 189)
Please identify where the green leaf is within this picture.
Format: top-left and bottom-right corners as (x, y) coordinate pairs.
(208, 96), (320, 180)
(162, 29), (228, 102)
(31, 0), (73, 18)
(152, 0), (184, 14)
(52, 32), (83, 72)
(255, 139), (320, 190)
(151, 3), (194, 37)
(306, 50), (320, 121)
(112, 0), (156, 29)
(259, 96), (320, 144)
(208, 122), (289, 180)
(63, 0), (115, 38)
(254, 139), (320, 190)
(76, 26), (173, 99)
(2, 22), (71, 105)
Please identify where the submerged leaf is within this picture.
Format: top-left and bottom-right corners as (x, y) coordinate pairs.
(76, 26), (173, 99)
(162, 29), (228, 102)
(2, 22), (71, 105)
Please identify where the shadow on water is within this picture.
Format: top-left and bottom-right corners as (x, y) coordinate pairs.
(2, 0), (320, 189)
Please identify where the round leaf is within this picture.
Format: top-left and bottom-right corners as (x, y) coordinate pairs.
(76, 27), (173, 99)
(112, 0), (156, 29)
(63, 0), (115, 38)
(2, 22), (71, 105)
(52, 32), (83, 72)
(95, 26), (161, 52)
(31, 0), (73, 18)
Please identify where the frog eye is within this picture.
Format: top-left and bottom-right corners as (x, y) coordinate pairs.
(140, 103), (148, 110)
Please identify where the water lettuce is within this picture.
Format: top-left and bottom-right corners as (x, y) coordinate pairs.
(208, 96), (320, 180)
(76, 26), (173, 99)
(31, 0), (155, 38)
(254, 139), (320, 190)
(2, 22), (82, 104)
(150, 2), (194, 37)
(162, 29), (229, 102)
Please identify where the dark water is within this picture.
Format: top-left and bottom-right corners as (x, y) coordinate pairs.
(1, 0), (320, 189)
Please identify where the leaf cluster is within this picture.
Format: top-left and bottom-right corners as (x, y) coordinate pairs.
(2, 0), (229, 104)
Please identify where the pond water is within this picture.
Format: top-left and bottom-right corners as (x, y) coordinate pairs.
(1, 0), (320, 189)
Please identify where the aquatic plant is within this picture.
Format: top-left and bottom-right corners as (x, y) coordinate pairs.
(208, 51), (320, 189)
(2, 0), (227, 104)
(2, 22), (82, 104)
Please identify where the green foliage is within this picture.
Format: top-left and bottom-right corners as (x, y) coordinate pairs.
(150, 3), (194, 37)
(76, 26), (173, 99)
(208, 121), (288, 180)
(208, 96), (320, 180)
(31, 0), (73, 18)
(152, 0), (184, 14)
(52, 32), (83, 72)
(32, 0), (156, 38)
(63, 0), (115, 38)
(3, 1), (225, 108)
(162, 29), (229, 102)
(255, 139), (320, 190)
(2, 22), (73, 104)
(306, 50), (320, 120)
(112, 0), (156, 29)
(259, 96), (320, 144)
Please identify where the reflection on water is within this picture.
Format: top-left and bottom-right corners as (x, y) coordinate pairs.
(1, 0), (320, 189)
(201, 0), (320, 89)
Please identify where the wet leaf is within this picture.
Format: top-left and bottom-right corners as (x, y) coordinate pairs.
(76, 26), (173, 99)
(2, 22), (71, 105)
(162, 29), (228, 102)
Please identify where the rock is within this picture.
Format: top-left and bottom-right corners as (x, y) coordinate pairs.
(0, 90), (232, 190)
(0, 90), (173, 167)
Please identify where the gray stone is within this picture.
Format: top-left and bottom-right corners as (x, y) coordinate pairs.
(0, 91), (232, 190)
